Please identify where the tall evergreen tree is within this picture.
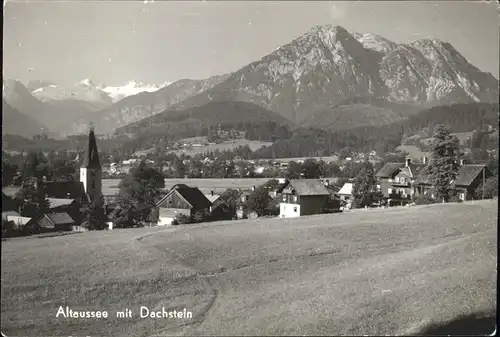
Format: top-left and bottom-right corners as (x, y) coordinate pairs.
(352, 161), (383, 208)
(84, 199), (107, 230)
(427, 124), (460, 202)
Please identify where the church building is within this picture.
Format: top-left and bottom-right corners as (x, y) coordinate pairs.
(80, 125), (102, 203)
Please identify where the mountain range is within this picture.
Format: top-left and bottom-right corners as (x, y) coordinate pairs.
(2, 99), (52, 138)
(3, 24), (498, 139)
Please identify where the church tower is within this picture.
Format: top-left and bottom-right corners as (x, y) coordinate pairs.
(80, 124), (102, 203)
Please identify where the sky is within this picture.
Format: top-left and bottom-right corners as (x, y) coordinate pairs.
(3, 1), (499, 87)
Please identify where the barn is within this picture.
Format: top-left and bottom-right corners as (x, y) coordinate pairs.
(155, 185), (211, 226)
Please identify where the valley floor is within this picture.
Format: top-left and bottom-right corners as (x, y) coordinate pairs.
(1, 201), (497, 336)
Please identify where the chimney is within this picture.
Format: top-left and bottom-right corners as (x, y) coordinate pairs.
(324, 179), (330, 186)
(251, 186), (255, 192)
(405, 158), (411, 167)
(67, 193), (71, 198)
(422, 156), (427, 165)
(210, 190), (214, 196)
(459, 159), (465, 166)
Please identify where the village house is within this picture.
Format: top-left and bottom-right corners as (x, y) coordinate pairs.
(207, 193), (234, 221)
(2, 210), (21, 222)
(26, 212), (78, 233)
(155, 184), (212, 226)
(337, 183), (353, 203)
(375, 158), (425, 205)
(276, 179), (331, 218)
(414, 160), (491, 201)
(3, 212), (32, 235)
(47, 198), (83, 225)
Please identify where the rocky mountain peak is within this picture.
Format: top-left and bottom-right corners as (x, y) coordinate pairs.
(78, 78), (96, 87)
(354, 33), (398, 53)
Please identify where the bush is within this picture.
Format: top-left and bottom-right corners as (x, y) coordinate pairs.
(175, 213), (192, 225)
(448, 195), (463, 203)
(192, 210), (211, 223)
(413, 195), (436, 205)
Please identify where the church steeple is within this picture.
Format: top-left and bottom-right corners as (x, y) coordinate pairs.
(81, 123), (101, 169)
(80, 123), (102, 203)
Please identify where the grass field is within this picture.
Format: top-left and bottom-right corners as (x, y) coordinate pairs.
(1, 200), (497, 336)
(103, 178), (272, 196)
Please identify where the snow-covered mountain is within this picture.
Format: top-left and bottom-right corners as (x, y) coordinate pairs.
(353, 32), (398, 53)
(2, 79), (105, 135)
(32, 78), (113, 109)
(29, 78), (171, 106)
(98, 81), (172, 102)
(64, 75), (229, 136)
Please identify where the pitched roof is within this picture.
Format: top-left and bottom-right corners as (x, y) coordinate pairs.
(278, 179), (330, 196)
(81, 129), (101, 169)
(2, 187), (21, 198)
(7, 216), (32, 226)
(42, 182), (88, 202)
(375, 163), (402, 178)
(2, 211), (20, 219)
(48, 198), (76, 208)
(416, 164), (488, 187)
(407, 163), (426, 178)
(176, 187), (212, 209)
(205, 194), (221, 204)
(169, 183), (189, 190)
(338, 183), (353, 196)
(325, 184), (340, 194)
(454, 165), (487, 186)
(399, 167), (411, 176)
(44, 212), (75, 225)
(157, 186), (211, 210)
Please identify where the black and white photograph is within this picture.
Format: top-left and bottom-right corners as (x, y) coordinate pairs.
(1, 0), (498, 336)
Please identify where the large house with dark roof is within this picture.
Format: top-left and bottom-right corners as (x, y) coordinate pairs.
(276, 179), (332, 218)
(26, 212), (77, 232)
(375, 158), (425, 203)
(414, 162), (491, 201)
(43, 181), (88, 203)
(155, 184), (212, 226)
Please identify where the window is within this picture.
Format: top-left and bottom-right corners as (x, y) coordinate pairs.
(92, 181), (96, 189)
(293, 207), (297, 212)
(394, 177), (399, 183)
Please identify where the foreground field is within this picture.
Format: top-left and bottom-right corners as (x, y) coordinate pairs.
(1, 201), (497, 336)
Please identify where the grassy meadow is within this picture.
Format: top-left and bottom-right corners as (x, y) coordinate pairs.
(1, 200), (497, 336)
(103, 178), (272, 196)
